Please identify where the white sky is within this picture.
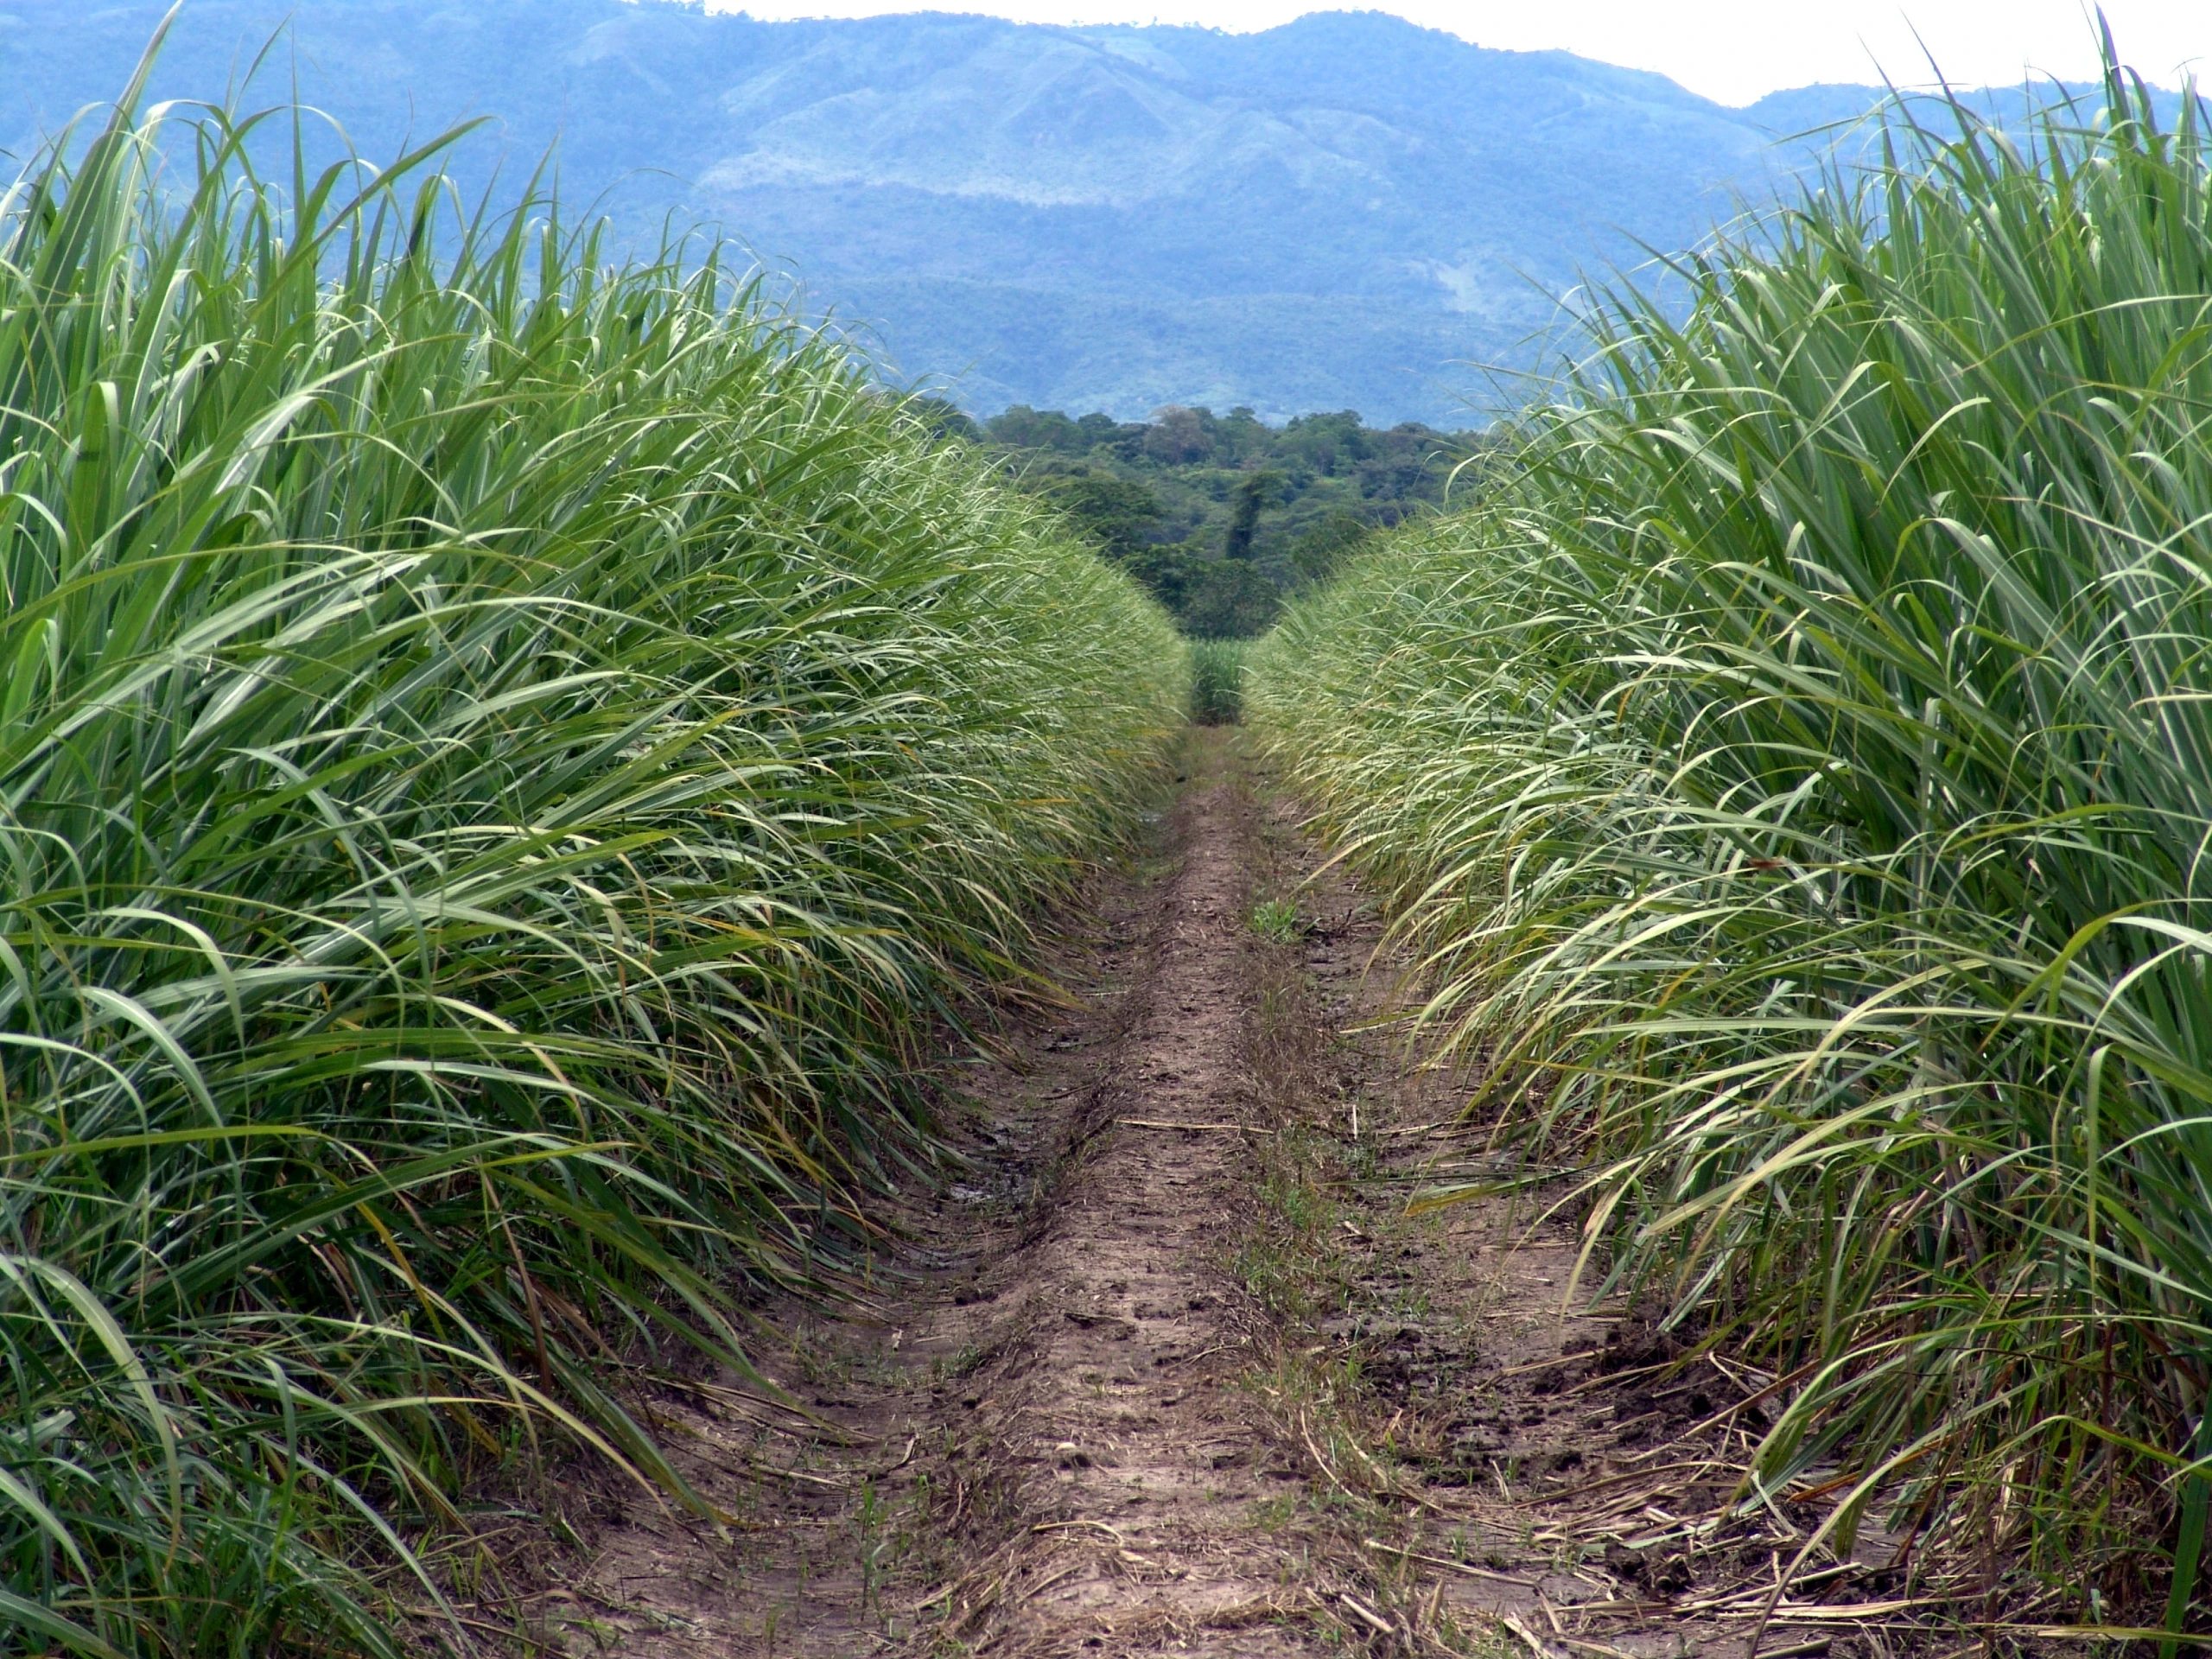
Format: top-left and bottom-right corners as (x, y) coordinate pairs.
(711, 2), (2211, 106)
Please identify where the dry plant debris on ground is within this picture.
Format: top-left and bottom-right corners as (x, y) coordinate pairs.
(489, 731), (2011, 1659)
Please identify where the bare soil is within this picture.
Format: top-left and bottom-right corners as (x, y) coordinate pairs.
(506, 728), (1952, 1659)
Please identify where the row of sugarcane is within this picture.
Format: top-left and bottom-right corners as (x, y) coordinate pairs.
(1250, 53), (2212, 1641)
(0, 40), (1185, 1656)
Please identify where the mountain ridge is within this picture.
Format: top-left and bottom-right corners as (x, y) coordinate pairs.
(3, 3), (2121, 423)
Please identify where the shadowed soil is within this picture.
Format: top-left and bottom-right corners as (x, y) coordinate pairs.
(506, 729), (1953, 1659)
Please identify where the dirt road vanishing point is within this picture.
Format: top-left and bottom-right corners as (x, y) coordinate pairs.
(519, 728), (1935, 1659)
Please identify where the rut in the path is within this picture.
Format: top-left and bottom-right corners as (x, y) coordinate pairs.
(931, 738), (1329, 1655)
(531, 729), (1328, 1656)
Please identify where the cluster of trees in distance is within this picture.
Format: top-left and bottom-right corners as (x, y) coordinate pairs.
(927, 402), (1483, 636)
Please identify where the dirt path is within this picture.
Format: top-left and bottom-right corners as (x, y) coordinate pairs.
(517, 729), (1935, 1659)
(910, 730), (1327, 1656)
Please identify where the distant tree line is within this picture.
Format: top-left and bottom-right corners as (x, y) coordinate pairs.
(919, 400), (1484, 636)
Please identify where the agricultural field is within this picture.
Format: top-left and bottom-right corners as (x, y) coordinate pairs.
(11, 22), (2212, 1659)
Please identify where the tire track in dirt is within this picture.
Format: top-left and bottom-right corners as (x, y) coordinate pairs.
(911, 729), (1332, 1656)
(525, 728), (1330, 1656)
(1230, 763), (1947, 1659)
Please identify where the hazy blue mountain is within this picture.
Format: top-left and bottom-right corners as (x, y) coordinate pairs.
(0, 2), (2130, 423)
